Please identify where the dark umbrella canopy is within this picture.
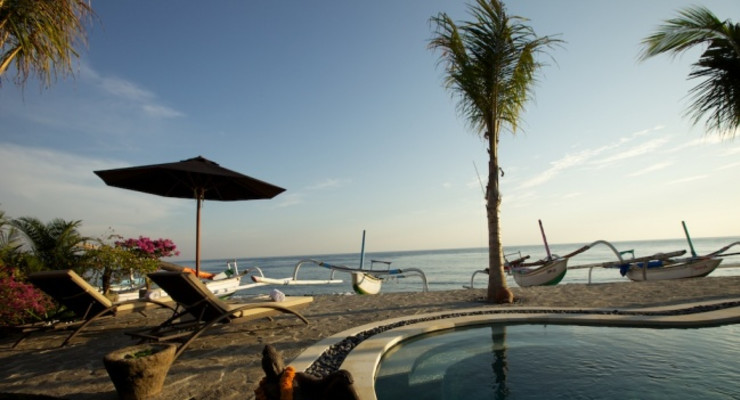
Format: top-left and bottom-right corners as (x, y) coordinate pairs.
(94, 156), (285, 273)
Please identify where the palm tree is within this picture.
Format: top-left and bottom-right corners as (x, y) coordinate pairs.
(429, 0), (561, 303)
(11, 216), (88, 273)
(0, 210), (10, 251)
(0, 210), (23, 267)
(639, 6), (740, 138)
(0, 0), (94, 88)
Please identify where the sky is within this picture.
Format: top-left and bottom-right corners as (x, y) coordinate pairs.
(2, 0), (739, 261)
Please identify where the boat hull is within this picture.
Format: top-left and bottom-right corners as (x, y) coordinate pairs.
(204, 275), (243, 297)
(114, 275), (243, 301)
(512, 258), (568, 287)
(625, 258), (721, 282)
(251, 276), (343, 285)
(352, 272), (383, 295)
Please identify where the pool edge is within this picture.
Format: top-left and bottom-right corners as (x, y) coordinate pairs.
(290, 297), (740, 400)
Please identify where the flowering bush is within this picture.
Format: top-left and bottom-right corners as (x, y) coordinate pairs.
(83, 234), (180, 296)
(0, 266), (54, 326)
(115, 236), (180, 259)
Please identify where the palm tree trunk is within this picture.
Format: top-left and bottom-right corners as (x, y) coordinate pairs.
(486, 130), (513, 303)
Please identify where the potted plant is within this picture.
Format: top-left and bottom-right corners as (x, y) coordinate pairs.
(103, 343), (176, 400)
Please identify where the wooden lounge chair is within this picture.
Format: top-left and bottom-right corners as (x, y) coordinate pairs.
(127, 271), (313, 360)
(13, 269), (174, 348)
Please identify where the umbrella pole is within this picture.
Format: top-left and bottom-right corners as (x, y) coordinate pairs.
(196, 192), (203, 275)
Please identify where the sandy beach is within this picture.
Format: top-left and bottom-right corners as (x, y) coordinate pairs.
(3, 276), (740, 400)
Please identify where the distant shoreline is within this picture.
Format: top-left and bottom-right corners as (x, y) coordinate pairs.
(171, 236), (740, 264)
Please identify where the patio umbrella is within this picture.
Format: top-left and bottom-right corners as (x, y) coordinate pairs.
(94, 156), (285, 275)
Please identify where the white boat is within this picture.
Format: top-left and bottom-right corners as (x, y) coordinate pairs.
(251, 231), (429, 295)
(571, 249), (687, 284)
(351, 272), (383, 295)
(466, 256), (568, 289)
(349, 259), (429, 295)
(110, 261), (259, 302)
(251, 274), (343, 286)
(252, 258), (429, 295)
(619, 222), (739, 282)
(511, 257), (568, 287)
(249, 259), (345, 287)
(349, 231), (429, 295)
(624, 257), (722, 281)
(467, 220), (569, 289)
(467, 237), (627, 289)
(510, 220), (568, 287)
(113, 274), (244, 302)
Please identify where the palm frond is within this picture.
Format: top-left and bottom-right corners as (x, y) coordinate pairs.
(639, 6), (740, 137)
(10, 216), (86, 271)
(0, 0), (94, 88)
(639, 6), (725, 60)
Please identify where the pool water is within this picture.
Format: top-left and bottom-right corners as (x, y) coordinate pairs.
(375, 323), (740, 399)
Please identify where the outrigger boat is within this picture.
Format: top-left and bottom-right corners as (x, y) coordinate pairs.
(508, 238), (625, 287)
(510, 257), (568, 287)
(251, 231), (429, 295)
(468, 220), (570, 288)
(570, 222), (740, 283)
(570, 249), (688, 284)
(250, 258), (429, 295)
(249, 259), (345, 287)
(510, 220), (569, 287)
(621, 256), (722, 282)
(467, 254), (568, 288)
(111, 261), (264, 302)
(349, 259), (429, 295)
(467, 221), (630, 288)
(614, 222), (738, 282)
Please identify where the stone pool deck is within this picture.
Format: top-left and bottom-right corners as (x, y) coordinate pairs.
(2, 276), (740, 399)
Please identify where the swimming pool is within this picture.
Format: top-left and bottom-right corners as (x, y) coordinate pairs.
(375, 323), (740, 399)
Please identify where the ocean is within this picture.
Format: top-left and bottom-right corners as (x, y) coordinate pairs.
(176, 236), (740, 298)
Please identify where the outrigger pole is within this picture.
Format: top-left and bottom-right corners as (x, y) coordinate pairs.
(682, 221), (698, 258)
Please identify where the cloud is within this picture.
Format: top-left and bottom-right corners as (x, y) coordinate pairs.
(593, 137), (670, 167)
(306, 178), (348, 190)
(80, 62), (184, 119)
(142, 104), (185, 118)
(503, 190), (538, 208)
(98, 76), (154, 102)
(267, 178), (350, 209)
(517, 126), (668, 189)
(628, 161), (673, 177)
(666, 175), (708, 185)
(666, 135), (724, 153)
(274, 193), (304, 208)
(519, 146), (606, 189)
(466, 177), (485, 192)
(632, 126), (664, 138)
(0, 144), (182, 235)
(719, 146), (740, 157)
(561, 192), (582, 199)
(717, 162), (740, 171)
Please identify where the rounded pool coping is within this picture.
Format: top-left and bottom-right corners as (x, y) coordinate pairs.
(291, 297), (740, 400)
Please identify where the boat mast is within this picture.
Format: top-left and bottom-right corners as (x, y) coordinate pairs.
(539, 219), (553, 261)
(682, 221), (698, 257)
(360, 230), (366, 269)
